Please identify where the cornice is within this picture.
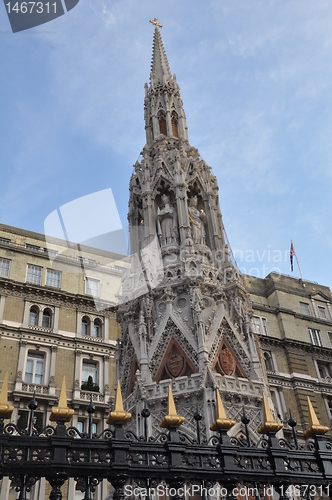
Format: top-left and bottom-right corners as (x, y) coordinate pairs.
(0, 278), (117, 316)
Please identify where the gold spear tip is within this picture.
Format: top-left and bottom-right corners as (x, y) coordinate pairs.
(49, 376), (74, 422)
(258, 393), (283, 434)
(210, 388), (235, 431)
(303, 396), (329, 439)
(0, 372), (14, 419)
(160, 385), (185, 428)
(106, 380), (131, 425)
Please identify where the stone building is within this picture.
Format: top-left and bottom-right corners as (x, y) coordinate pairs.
(245, 272), (332, 439)
(0, 223), (127, 499)
(0, 21), (332, 500)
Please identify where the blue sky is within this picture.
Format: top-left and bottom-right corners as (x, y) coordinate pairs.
(0, 0), (332, 289)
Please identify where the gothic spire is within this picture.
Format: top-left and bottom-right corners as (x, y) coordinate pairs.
(150, 27), (172, 87)
(144, 23), (188, 145)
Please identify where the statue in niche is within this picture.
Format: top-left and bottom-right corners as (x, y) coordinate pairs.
(188, 195), (206, 245)
(157, 194), (177, 246)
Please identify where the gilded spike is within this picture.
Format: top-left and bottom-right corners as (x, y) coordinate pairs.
(0, 372), (14, 419)
(106, 380), (131, 425)
(50, 376), (74, 422)
(258, 393), (283, 434)
(210, 389), (235, 431)
(160, 385), (185, 428)
(303, 396), (329, 439)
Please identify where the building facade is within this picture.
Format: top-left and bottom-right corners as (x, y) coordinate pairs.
(245, 272), (332, 439)
(0, 223), (127, 499)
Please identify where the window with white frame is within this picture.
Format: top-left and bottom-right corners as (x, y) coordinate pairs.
(300, 302), (311, 316)
(0, 258), (10, 278)
(328, 332), (332, 347)
(26, 264), (42, 285)
(42, 309), (52, 328)
(82, 316), (90, 336)
(93, 319), (102, 338)
(85, 277), (100, 297)
(82, 361), (98, 384)
(29, 306), (39, 326)
(24, 352), (44, 384)
(318, 306), (327, 320)
(316, 361), (332, 380)
(263, 351), (275, 373)
(252, 316), (268, 335)
(46, 269), (61, 288)
(309, 328), (322, 347)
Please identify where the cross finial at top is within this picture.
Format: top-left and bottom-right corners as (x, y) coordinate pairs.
(149, 18), (162, 29)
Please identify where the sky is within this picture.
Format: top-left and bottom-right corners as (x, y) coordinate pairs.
(0, 0), (332, 289)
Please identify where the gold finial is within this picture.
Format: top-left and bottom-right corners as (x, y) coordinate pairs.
(160, 385), (185, 428)
(106, 380), (131, 425)
(210, 389), (235, 431)
(149, 18), (162, 29)
(303, 396), (329, 439)
(50, 376), (74, 422)
(0, 372), (14, 419)
(258, 393), (283, 434)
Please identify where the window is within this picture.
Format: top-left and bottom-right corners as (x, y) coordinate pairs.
(93, 319), (102, 338)
(309, 328), (322, 347)
(82, 316), (90, 336)
(252, 317), (262, 335)
(81, 361), (99, 392)
(26, 244), (40, 252)
(328, 332), (332, 346)
(300, 302), (311, 316)
(318, 306), (327, 320)
(263, 352), (275, 373)
(85, 278), (100, 297)
(317, 362), (331, 379)
(29, 306), (39, 326)
(26, 264), (42, 285)
(252, 316), (268, 335)
(25, 352), (44, 384)
(82, 362), (98, 383)
(0, 237), (11, 245)
(42, 309), (52, 328)
(46, 269), (61, 288)
(0, 258), (10, 278)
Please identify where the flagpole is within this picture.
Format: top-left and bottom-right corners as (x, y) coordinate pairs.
(291, 240), (305, 284)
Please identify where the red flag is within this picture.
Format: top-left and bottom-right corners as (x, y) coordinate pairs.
(290, 241), (294, 272)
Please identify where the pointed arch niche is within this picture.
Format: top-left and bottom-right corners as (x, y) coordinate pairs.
(155, 338), (198, 382)
(158, 110), (167, 136)
(212, 341), (247, 378)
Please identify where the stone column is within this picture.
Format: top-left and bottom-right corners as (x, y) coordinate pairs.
(14, 340), (27, 392)
(0, 296), (5, 323)
(104, 355), (110, 395)
(49, 346), (57, 396)
(73, 350), (82, 400)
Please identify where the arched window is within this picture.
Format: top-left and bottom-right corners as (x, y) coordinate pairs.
(29, 306), (39, 326)
(42, 309), (52, 328)
(158, 110), (167, 136)
(171, 111), (179, 138)
(82, 316), (90, 336)
(93, 319), (102, 338)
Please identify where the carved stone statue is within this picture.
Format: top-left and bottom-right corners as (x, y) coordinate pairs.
(157, 194), (177, 246)
(188, 195), (206, 245)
